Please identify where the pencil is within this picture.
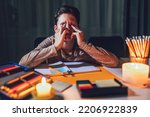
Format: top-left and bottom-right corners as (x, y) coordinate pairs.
(125, 36), (150, 64)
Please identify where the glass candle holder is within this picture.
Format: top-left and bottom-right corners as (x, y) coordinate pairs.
(36, 77), (52, 99)
(122, 62), (149, 87)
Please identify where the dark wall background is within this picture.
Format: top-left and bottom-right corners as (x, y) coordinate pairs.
(0, 0), (150, 64)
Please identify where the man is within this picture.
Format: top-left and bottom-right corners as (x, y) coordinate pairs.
(19, 5), (118, 68)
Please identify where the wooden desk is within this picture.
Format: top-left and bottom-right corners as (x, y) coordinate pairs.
(51, 67), (120, 84)
(57, 67), (150, 100)
(0, 62), (149, 100)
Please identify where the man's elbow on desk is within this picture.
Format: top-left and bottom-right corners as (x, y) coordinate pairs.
(19, 59), (37, 68)
(102, 57), (119, 68)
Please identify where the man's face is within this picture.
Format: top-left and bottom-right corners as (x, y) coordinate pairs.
(54, 13), (79, 42)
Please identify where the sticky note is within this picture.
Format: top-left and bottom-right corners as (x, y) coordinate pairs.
(78, 85), (93, 89)
(95, 79), (121, 88)
(77, 80), (93, 89)
(52, 81), (72, 92)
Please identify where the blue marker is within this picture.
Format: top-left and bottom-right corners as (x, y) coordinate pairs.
(67, 70), (72, 74)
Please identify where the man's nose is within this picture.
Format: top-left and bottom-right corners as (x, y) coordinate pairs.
(66, 23), (71, 30)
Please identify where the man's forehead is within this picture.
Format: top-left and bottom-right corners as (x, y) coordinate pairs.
(57, 13), (77, 23)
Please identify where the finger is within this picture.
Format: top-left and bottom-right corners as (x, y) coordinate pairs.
(72, 32), (77, 35)
(71, 25), (81, 32)
(71, 33), (76, 39)
(61, 29), (68, 40)
(72, 32), (80, 39)
(72, 32), (79, 36)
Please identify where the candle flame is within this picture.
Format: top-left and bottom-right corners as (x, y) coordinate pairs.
(41, 77), (46, 84)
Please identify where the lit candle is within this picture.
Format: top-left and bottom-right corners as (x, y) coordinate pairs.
(36, 77), (52, 98)
(122, 63), (149, 87)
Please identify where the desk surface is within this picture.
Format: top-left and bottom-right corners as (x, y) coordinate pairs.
(61, 66), (150, 100)
(51, 67), (120, 84)
(0, 60), (149, 100)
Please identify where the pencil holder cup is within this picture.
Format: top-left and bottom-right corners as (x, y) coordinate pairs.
(125, 36), (150, 65)
(130, 56), (148, 64)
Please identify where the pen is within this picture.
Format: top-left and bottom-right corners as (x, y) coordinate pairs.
(67, 70), (73, 74)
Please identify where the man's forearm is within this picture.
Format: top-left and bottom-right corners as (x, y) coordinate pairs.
(79, 42), (119, 67)
(19, 45), (58, 68)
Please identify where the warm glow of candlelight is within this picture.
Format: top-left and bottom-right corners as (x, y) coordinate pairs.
(122, 63), (149, 87)
(36, 77), (52, 98)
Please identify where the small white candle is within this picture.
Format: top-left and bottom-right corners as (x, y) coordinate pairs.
(122, 63), (149, 87)
(36, 77), (52, 98)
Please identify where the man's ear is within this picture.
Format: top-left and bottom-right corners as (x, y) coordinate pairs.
(54, 25), (58, 33)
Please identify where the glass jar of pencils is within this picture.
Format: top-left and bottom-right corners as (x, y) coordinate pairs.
(130, 56), (148, 64)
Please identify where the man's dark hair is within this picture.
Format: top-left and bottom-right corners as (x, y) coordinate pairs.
(54, 5), (80, 25)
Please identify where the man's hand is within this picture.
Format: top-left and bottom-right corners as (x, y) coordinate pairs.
(71, 25), (86, 46)
(54, 27), (68, 50)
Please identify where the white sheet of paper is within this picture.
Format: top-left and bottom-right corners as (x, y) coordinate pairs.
(64, 62), (84, 65)
(64, 62), (99, 73)
(49, 61), (71, 73)
(55, 66), (70, 73)
(49, 61), (63, 66)
(34, 68), (56, 75)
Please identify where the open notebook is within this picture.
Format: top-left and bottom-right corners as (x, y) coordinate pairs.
(34, 61), (100, 75)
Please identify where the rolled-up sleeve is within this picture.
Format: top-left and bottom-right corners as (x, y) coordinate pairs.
(19, 36), (58, 68)
(79, 42), (119, 67)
